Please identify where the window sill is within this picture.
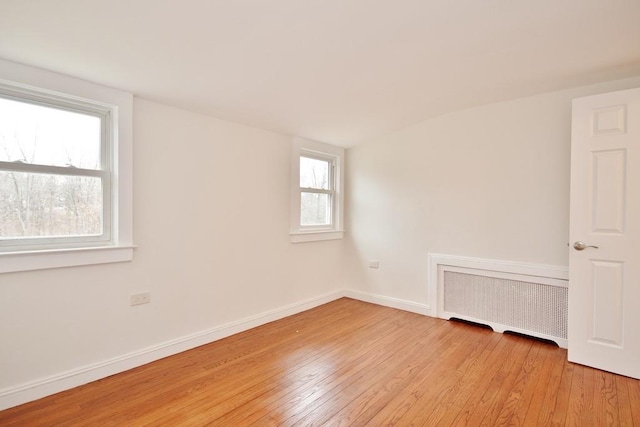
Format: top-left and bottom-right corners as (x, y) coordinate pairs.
(0, 245), (136, 274)
(290, 230), (344, 243)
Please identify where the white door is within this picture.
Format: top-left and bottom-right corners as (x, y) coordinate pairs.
(569, 87), (640, 379)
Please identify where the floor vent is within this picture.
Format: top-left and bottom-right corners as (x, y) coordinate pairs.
(449, 317), (494, 331)
(429, 254), (569, 348)
(503, 330), (560, 347)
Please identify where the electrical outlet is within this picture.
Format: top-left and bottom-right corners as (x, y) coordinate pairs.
(130, 292), (151, 306)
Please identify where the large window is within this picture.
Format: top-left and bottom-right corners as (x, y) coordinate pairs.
(0, 89), (111, 249)
(290, 137), (344, 242)
(0, 59), (133, 273)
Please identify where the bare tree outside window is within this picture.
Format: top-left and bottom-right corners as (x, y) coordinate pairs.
(0, 97), (104, 241)
(300, 156), (332, 226)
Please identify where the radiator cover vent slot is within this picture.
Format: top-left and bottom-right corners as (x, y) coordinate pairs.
(429, 254), (569, 348)
(443, 271), (568, 341)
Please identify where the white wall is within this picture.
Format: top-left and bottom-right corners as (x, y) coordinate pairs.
(3, 68), (639, 409)
(0, 98), (344, 404)
(344, 77), (640, 306)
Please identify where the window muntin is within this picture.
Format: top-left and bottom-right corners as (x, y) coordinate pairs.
(301, 191), (332, 226)
(0, 171), (104, 239)
(299, 153), (335, 229)
(0, 59), (133, 273)
(0, 89), (112, 250)
(290, 137), (344, 243)
(300, 156), (330, 190)
(0, 96), (102, 169)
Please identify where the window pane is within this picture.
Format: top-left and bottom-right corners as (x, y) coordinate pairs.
(301, 192), (331, 226)
(300, 156), (330, 190)
(0, 171), (102, 238)
(0, 97), (101, 169)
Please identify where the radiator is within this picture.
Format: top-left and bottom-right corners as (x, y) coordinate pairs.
(429, 255), (569, 348)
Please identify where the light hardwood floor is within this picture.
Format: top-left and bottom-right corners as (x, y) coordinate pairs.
(1, 298), (639, 426)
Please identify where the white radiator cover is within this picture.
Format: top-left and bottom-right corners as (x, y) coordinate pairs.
(429, 254), (569, 348)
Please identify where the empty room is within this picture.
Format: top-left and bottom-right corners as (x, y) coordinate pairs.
(1, 1), (639, 425)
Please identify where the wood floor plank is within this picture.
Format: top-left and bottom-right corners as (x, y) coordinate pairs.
(383, 325), (499, 425)
(90, 297), (356, 400)
(501, 340), (554, 426)
(477, 343), (540, 426)
(322, 321), (490, 426)
(80, 299), (384, 426)
(3, 298), (367, 426)
(580, 365), (596, 425)
(624, 375), (640, 425)
(565, 363), (585, 425)
(1, 298), (638, 426)
(451, 336), (533, 426)
(415, 332), (509, 426)
(210, 309), (426, 426)
(276, 316), (456, 426)
(359, 326), (501, 426)
(593, 370), (619, 426)
(144, 305), (407, 425)
(531, 345), (567, 426)
(614, 374), (633, 425)
(549, 357), (575, 426)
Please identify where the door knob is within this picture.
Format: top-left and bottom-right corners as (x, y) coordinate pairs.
(573, 241), (599, 250)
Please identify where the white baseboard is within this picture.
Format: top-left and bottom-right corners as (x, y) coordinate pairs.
(344, 289), (431, 316)
(0, 288), (433, 411)
(0, 289), (347, 411)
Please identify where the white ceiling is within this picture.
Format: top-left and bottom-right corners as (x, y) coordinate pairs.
(0, 1), (639, 147)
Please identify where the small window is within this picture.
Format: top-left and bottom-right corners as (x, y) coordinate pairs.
(290, 137), (344, 243)
(300, 154), (333, 228)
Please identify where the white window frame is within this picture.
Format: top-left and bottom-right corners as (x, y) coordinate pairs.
(0, 59), (134, 273)
(290, 137), (344, 243)
(0, 85), (113, 249)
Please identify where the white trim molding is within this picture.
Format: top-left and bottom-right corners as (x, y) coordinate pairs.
(0, 58), (134, 273)
(0, 287), (439, 410)
(0, 246), (136, 274)
(344, 289), (431, 316)
(427, 253), (569, 318)
(290, 136), (345, 243)
(428, 253), (570, 347)
(289, 230), (345, 243)
(0, 290), (346, 411)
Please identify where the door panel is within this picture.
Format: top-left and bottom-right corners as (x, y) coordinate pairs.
(591, 149), (625, 233)
(569, 87), (640, 379)
(589, 260), (623, 347)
